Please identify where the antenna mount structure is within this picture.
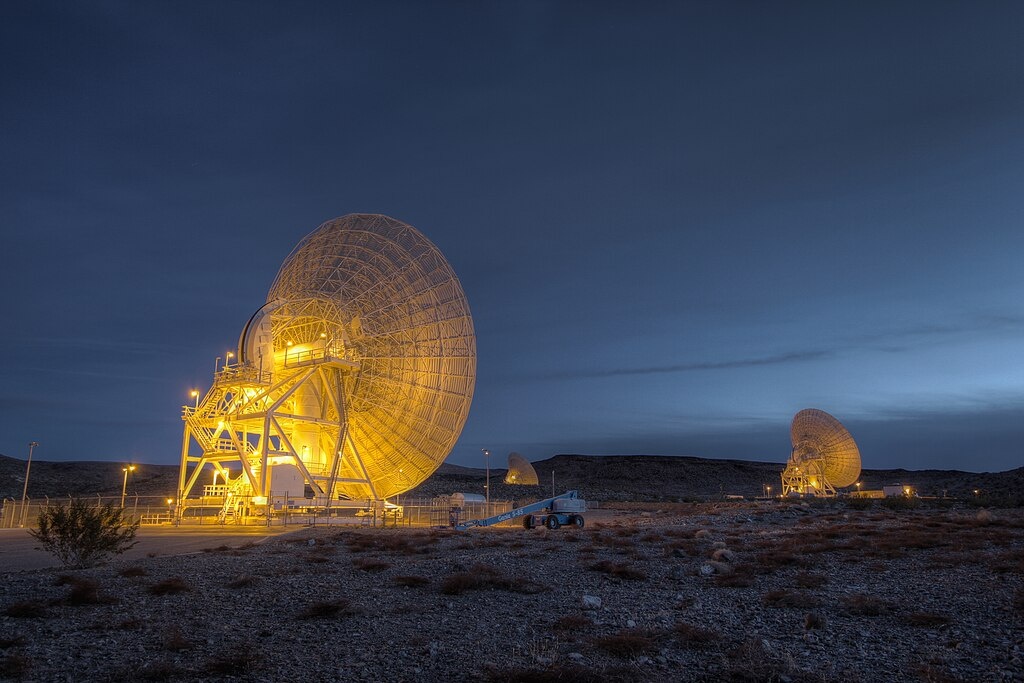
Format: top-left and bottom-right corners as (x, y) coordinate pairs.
(781, 409), (860, 497)
(177, 214), (476, 514)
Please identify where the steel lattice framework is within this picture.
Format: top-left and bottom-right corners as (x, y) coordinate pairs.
(178, 214), (475, 506)
(781, 409), (861, 496)
(504, 452), (539, 485)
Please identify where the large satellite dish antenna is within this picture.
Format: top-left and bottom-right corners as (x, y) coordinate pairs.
(781, 409), (860, 497)
(178, 214), (476, 507)
(504, 452), (539, 485)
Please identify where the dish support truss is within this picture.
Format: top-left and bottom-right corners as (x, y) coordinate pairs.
(178, 353), (375, 509)
(781, 458), (837, 497)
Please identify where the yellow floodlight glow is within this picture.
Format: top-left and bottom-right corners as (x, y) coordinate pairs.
(252, 496), (267, 505)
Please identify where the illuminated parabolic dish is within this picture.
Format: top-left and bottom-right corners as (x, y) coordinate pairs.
(781, 409), (861, 497)
(179, 214), (476, 504)
(504, 452), (539, 485)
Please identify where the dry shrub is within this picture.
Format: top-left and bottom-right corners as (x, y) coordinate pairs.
(586, 560), (647, 581)
(119, 566), (148, 578)
(202, 544), (233, 553)
(163, 626), (194, 651)
(794, 572), (828, 589)
(804, 612), (826, 630)
(841, 593), (890, 616)
(713, 565), (756, 588)
(903, 612), (952, 628)
(133, 660), (187, 682)
(592, 629), (662, 657)
(3, 602), (46, 619)
(440, 572), (487, 595)
(0, 653), (31, 679)
(204, 643), (262, 675)
(723, 637), (795, 682)
(352, 557), (391, 572)
(762, 590), (820, 609)
(226, 575), (257, 589)
(673, 622), (722, 647)
(297, 599), (354, 619)
(0, 636), (26, 649)
(342, 532), (434, 555)
(149, 577), (191, 595)
(484, 663), (623, 682)
(64, 577), (115, 606)
(441, 564), (543, 595)
(393, 575), (430, 588)
(1013, 588), (1024, 615)
(553, 614), (592, 631)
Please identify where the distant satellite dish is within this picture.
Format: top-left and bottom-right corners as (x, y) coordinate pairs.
(504, 452), (539, 485)
(781, 409), (861, 497)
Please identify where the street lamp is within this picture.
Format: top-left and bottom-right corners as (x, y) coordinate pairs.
(765, 485), (771, 499)
(121, 465), (136, 508)
(481, 449), (490, 511)
(225, 351), (235, 368)
(19, 441), (39, 527)
(190, 389), (200, 409)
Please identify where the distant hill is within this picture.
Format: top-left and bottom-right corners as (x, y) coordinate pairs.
(1, 453), (1020, 503)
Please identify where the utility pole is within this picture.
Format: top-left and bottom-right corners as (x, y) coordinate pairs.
(19, 441), (39, 527)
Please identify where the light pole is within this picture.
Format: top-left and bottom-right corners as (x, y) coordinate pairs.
(766, 485), (771, 499)
(19, 441), (39, 527)
(121, 465), (136, 508)
(190, 389), (200, 409)
(225, 351), (235, 368)
(214, 356), (222, 375)
(481, 449), (490, 511)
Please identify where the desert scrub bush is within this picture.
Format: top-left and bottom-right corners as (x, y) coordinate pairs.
(204, 643), (262, 675)
(592, 629), (663, 657)
(297, 599), (355, 619)
(552, 613), (592, 631)
(148, 577), (191, 595)
(351, 557), (391, 572)
(673, 622), (722, 648)
(902, 612), (952, 628)
(0, 636), (26, 649)
(118, 566), (148, 578)
(163, 626), (194, 651)
(226, 575), (258, 589)
(3, 601), (46, 619)
(441, 564), (544, 595)
(762, 590), (820, 609)
(59, 576), (115, 606)
(586, 559), (647, 580)
(841, 593), (890, 616)
(392, 575), (430, 588)
(794, 572), (828, 589)
(29, 499), (139, 569)
(0, 652), (32, 679)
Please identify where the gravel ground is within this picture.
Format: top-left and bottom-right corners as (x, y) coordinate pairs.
(1, 502), (1022, 682)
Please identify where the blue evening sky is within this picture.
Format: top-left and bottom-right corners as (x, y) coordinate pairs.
(1, 2), (1021, 472)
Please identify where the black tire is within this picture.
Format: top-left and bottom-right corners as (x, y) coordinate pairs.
(523, 515), (534, 530)
(546, 515), (561, 530)
(573, 515), (585, 529)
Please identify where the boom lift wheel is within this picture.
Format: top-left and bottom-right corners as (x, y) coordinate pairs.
(546, 515), (560, 530)
(572, 515), (585, 528)
(523, 515), (534, 530)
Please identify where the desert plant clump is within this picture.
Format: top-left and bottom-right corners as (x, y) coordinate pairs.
(586, 559), (647, 580)
(841, 593), (890, 616)
(226, 575), (258, 589)
(592, 629), (663, 657)
(3, 602), (46, 619)
(762, 590), (820, 609)
(0, 636), (27, 649)
(297, 599), (355, 620)
(0, 652), (32, 679)
(673, 622), (722, 647)
(392, 575), (430, 588)
(148, 577), (191, 596)
(62, 577), (115, 606)
(204, 643), (262, 675)
(29, 499), (139, 569)
(902, 612), (952, 628)
(118, 566), (148, 578)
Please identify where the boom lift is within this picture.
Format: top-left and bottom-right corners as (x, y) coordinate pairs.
(453, 490), (587, 530)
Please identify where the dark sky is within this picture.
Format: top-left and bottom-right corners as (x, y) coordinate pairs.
(2, 2), (1022, 473)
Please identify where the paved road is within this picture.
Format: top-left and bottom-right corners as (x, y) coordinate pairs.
(0, 525), (298, 572)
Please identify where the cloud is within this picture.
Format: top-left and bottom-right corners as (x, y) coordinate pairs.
(530, 350), (833, 381)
